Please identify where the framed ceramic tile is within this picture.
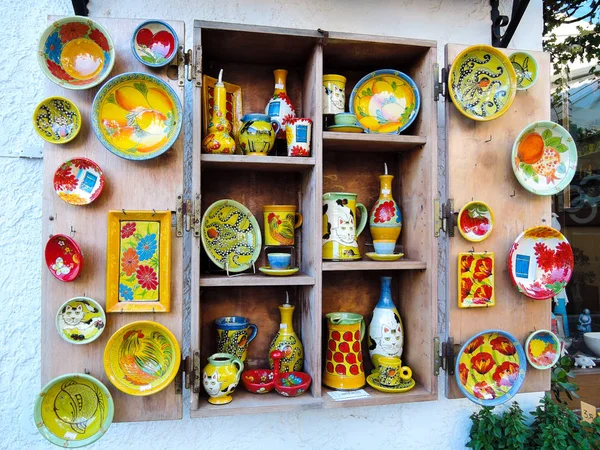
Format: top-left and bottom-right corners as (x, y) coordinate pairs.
(106, 210), (171, 313)
(458, 252), (495, 308)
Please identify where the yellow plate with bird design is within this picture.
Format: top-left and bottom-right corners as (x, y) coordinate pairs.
(103, 321), (181, 396)
(449, 45), (517, 121)
(201, 199), (262, 273)
(35, 373), (114, 447)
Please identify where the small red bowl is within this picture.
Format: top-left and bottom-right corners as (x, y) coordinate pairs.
(45, 234), (83, 282)
(274, 371), (311, 397)
(242, 369), (274, 394)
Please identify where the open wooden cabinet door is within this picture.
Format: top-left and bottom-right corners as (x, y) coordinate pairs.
(41, 17), (185, 422)
(444, 44), (552, 399)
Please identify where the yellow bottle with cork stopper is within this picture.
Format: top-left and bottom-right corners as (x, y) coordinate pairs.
(202, 69), (236, 154)
(268, 291), (304, 372)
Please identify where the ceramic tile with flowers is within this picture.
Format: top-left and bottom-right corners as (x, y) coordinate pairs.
(458, 252), (495, 308)
(118, 221), (160, 302)
(458, 331), (525, 405)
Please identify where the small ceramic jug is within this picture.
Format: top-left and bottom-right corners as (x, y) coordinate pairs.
(215, 316), (258, 363)
(265, 69), (296, 139)
(286, 118), (312, 157)
(202, 69), (236, 154)
(238, 113), (279, 156)
(263, 205), (303, 246)
(322, 192), (367, 260)
(269, 293), (304, 372)
(323, 74), (346, 114)
(202, 353), (244, 405)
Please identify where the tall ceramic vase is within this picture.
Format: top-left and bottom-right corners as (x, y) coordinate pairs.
(265, 69), (296, 139)
(202, 69), (236, 154)
(369, 165), (402, 252)
(368, 276), (404, 372)
(268, 293), (304, 372)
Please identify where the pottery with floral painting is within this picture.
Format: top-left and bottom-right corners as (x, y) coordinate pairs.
(268, 292), (304, 373)
(239, 113), (279, 156)
(265, 69), (296, 138)
(131, 20), (178, 67)
(202, 69), (236, 154)
(322, 192), (367, 261)
(369, 164), (402, 254)
(525, 330), (560, 370)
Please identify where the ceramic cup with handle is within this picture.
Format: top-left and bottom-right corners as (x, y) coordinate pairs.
(286, 118), (312, 157)
(322, 192), (368, 260)
(215, 316), (258, 363)
(263, 205), (303, 246)
(377, 356), (412, 387)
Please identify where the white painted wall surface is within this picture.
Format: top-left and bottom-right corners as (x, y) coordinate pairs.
(0, 1), (545, 449)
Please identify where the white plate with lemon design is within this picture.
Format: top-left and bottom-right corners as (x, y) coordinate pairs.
(350, 69), (420, 134)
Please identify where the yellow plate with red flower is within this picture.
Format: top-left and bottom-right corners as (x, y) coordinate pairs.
(455, 330), (526, 406)
(458, 252), (495, 308)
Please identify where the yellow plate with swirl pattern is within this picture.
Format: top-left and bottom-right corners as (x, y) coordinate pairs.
(449, 45), (517, 121)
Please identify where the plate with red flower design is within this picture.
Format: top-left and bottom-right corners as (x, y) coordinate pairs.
(508, 226), (574, 300)
(131, 20), (178, 67)
(53, 158), (105, 206)
(455, 329), (526, 406)
(457, 201), (494, 242)
(525, 330), (560, 370)
(45, 234), (84, 282)
(38, 17), (115, 90)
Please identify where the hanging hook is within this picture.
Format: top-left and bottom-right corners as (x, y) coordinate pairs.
(469, 247), (475, 254)
(485, 135), (492, 143)
(70, 226), (76, 238)
(84, 368), (90, 375)
(122, 209), (127, 215)
(152, 209), (156, 217)
(509, 190), (516, 197)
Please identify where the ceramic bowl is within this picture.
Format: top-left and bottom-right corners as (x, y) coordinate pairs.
(56, 297), (106, 345)
(584, 332), (600, 357)
(33, 97), (81, 144)
(53, 157), (105, 205)
(373, 240), (396, 255)
(457, 201), (494, 242)
(268, 253), (292, 270)
(91, 72), (183, 161)
(104, 321), (181, 396)
(34, 373), (114, 448)
(334, 113), (358, 126)
(38, 17), (115, 90)
(45, 234), (84, 282)
(274, 371), (312, 397)
(241, 369), (274, 394)
(132, 20), (179, 67)
(525, 330), (560, 370)
(509, 52), (538, 90)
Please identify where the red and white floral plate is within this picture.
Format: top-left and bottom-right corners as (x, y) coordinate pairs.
(508, 226), (573, 300)
(53, 158), (105, 205)
(458, 201), (493, 242)
(45, 234), (84, 282)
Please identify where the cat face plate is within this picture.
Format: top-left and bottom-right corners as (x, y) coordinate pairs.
(56, 297), (106, 345)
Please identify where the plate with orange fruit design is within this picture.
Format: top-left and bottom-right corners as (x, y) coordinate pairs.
(349, 69), (420, 134)
(512, 121), (577, 196)
(92, 72), (182, 160)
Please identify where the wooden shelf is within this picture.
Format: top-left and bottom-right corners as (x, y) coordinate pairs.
(322, 260), (427, 271)
(200, 154), (315, 171)
(323, 132), (426, 152)
(199, 272), (315, 287)
(321, 384), (435, 409)
(191, 390), (322, 418)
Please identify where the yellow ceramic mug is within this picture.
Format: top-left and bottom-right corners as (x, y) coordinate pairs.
(263, 205), (303, 246)
(377, 356), (412, 387)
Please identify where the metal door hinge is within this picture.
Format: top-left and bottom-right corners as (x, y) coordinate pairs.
(184, 351), (201, 393)
(0, 147), (43, 159)
(178, 46), (202, 88)
(175, 355), (187, 394)
(176, 195), (184, 237)
(434, 198), (455, 237)
(193, 194), (201, 238)
(434, 63), (447, 101)
(434, 337), (455, 376)
(317, 28), (329, 46)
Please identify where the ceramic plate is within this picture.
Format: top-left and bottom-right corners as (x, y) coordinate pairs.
(202, 75), (243, 140)
(53, 158), (105, 205)
(33, 96), (81, 144)
(45, 234), (84, 282)
(509, 52), (538, 90)
(349, 69), (420, 134)
(201, 199), (262, 273)
(455, 330), (526, 406)
(458, 201), (494, 242)
(34, 373), (113, 447)
(365, 252), (404, 261)
(56, 297), (105, 344)
(525, 330), (560, 370)
(38, 17), (115, 90)
(326, 124), (364, 133)
(508, 226), (573, 300)
(258, 266), (300, 276)
(104, 321), (181, 396)
(512, 121), (577, 196)
(92, 72), (183, 160)
(132, 20), (178, 67)
(366, 374), (415, 393)
(448, 45), (517, 121)
(458, 252), (495, 308)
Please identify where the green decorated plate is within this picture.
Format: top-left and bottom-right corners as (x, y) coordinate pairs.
(201, 199), (262, 273)
(449, 45), (517, 121)
(509, 52), (538, 90)
(512, 121), (577, 196)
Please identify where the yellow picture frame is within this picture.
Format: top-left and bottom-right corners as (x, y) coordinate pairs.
(458, 252), (495, 308)
(106, 210), (171, 313)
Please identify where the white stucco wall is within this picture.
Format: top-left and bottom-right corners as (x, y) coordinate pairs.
(0, 1), (545, 449)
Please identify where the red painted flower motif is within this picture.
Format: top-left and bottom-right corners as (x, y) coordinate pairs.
(470, 352), (495, 375)
(464, 336), (485, 354)
(281, 114), (295, 126)
(542, 267), (569, 285)
(554, 241), (573, 270)
(89, 28), (109, 51)
(459, 363), (469, 386)
(461, 277), (473, 300)
(121, 222), (136, 239)
(59, 22), (89, 42)
(72, 159), (94, 170)
(54, 166), (78, 191)
(492, 361), (519, 387)
(46, 60), (73, 81)
(136, 265), (158, 290)
(473, 381), (496, 400)
(473, 257), (493, 282)
(121, 248), (139, 276)
(461, 254), (474, 272)
(473, 285), (493, 303)
(534, 242), (555, 272)
(522, 281), (555, 299)
(490, 336), (516, 356)
(290, 145), (308, 156)
(374, 201), (396, 223)
(276, 92), (294, 108)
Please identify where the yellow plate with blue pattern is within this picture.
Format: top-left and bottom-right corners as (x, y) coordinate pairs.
(366, 374), (416, 393)
(449, 45), (517, 121)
